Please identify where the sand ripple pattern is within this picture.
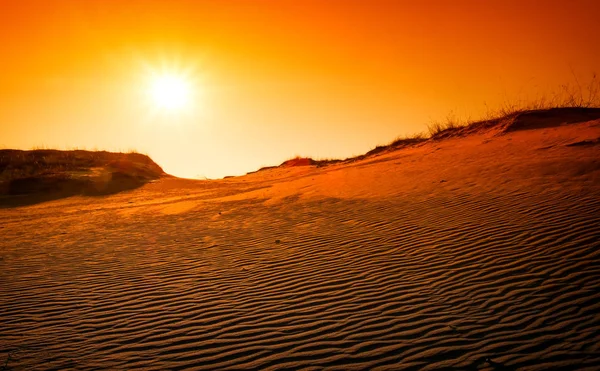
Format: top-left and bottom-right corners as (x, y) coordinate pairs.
(1, 188), (600, 370)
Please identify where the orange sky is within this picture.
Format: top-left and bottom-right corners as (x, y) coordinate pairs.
(1, 0), (599, 178)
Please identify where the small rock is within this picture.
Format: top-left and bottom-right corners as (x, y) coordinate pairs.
(275, 239), (281, 244)
(440, 179), (447, 183)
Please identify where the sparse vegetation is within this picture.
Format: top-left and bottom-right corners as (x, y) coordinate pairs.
(251, 75), (600, 174)
(425, 73), (600, 140)
(426, 111), (468, 137)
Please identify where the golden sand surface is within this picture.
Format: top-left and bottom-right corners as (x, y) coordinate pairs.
(1, 119), (599, 370)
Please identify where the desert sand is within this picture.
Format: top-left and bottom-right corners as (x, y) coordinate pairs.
(1, 110), (600, 370)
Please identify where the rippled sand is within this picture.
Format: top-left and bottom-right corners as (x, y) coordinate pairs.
(1, 119), (599, 370)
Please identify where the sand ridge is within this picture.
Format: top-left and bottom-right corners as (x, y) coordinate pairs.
(1, 119), (600, 370)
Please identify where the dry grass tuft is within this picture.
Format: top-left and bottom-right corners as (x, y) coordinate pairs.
(426, 73), (600, 140)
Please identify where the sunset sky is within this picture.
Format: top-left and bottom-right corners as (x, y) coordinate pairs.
(1, 0), (599, 179)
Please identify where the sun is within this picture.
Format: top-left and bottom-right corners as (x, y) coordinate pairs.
(139, 60), (207, 120)
(148, 73), (192, 111)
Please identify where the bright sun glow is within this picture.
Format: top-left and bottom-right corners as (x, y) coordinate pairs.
(149, 74), (192, 111)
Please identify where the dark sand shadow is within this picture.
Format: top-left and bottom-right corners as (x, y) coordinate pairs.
(0, 173), (153, 208)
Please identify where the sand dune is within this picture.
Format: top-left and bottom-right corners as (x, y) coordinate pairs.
(1, 113), (600, 370)
(0, 150), (165, 208)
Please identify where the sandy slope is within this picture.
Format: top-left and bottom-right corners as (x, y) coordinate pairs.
(1, 119), (600, 370)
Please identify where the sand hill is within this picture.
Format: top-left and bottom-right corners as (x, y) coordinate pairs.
(0, 150), (165, 207)
(1, 108), (599, 370)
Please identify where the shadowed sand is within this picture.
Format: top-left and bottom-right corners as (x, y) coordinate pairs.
(0, 150), (165, 208)
(1, 109), (600, 370)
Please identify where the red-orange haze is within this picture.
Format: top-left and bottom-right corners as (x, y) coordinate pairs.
(1, 0), (599, 178)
